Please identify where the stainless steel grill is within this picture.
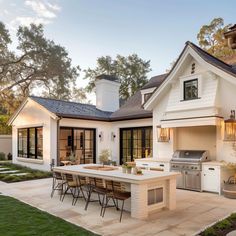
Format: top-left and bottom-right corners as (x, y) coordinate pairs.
(170, 150), (209, 191)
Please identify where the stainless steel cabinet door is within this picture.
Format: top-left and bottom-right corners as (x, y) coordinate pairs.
(176, 171), (185, 189)
(185, 171), (201, 191)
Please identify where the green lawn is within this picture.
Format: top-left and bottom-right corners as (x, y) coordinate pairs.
(0, 163), (52, 182)
(0, 195), (99, 236)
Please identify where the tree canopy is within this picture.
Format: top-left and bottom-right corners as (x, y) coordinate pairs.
(197, 18), (236, 59)
(84, 54), (151, 100)
(0, 22), (85, 114)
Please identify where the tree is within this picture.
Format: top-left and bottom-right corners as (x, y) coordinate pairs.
(84, 54), (151, 100)
(197, 18), (236, 59)
(0, 22), (85, 114)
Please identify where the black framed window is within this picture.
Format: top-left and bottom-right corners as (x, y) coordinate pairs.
(120, 127), (153, 164)
(184, 79), (198, 100)
(18, 127), (43, 159)
(59, 127), (96, 164)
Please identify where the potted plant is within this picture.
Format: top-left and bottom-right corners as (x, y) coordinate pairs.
(122, 163), (127, 173)
(99, 149), (111, 166)
(68, 152), (77, 164)
(136, 169), (143, 175)
(126, 165), (132, 174)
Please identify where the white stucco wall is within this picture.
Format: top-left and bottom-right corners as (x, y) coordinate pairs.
(216, 78), (236, 163)
(11, 99), (57, 171)
(59, 117), (152, 165)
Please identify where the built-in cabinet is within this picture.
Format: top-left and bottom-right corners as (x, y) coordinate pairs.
(202, 162), (234, 194)
(135, 158), (170, 172)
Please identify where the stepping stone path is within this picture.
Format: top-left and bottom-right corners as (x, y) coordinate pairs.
(9, 173), (29, 176)
(0, 168), (9, 171)
(0, 165), (29, 177)
(0, 170), (20, 174)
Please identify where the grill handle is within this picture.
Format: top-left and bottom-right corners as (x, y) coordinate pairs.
(208, 168), (215, 171)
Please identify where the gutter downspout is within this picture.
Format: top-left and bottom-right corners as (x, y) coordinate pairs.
(56, 116), (62, 167)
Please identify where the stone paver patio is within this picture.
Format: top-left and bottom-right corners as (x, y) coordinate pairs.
(0, 178), (236, 236)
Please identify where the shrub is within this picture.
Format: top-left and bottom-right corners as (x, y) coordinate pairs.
(0, 152), (6, 160)
(202, 227), (217, 236)
(215, 219), (232, 230)
(7, 153), (12, 160)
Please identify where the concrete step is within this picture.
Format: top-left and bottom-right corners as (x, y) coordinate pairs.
(9, 173), (29, 176)
(0, 170), (20, 174)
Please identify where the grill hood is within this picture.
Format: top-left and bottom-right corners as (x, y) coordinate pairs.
(171, 150), (209, 163)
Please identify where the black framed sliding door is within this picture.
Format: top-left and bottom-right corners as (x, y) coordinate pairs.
(120, 127), (153, 164)
(59, 127), (96, 165)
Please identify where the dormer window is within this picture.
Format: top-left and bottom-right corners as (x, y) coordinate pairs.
(144, 93), (152, 103)
(184, 79), (198, 100)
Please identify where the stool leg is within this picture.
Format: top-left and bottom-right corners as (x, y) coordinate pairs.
(120, 200), (124, 222)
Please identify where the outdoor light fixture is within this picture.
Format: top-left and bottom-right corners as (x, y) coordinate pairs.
(224, 110), (236, 141)
(157, 126), (170, 142)
(98, 131), (103, 141)
(111, 132), (116, 141)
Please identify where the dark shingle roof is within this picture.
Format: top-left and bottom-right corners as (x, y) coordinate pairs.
(141, 73), (168, 90)
(29, 42), (235, 122)
(110, 74), (167, 120)
(187, 41), (236, 77)
(30, 96), (112, 121)
(110, 91), (152, 120)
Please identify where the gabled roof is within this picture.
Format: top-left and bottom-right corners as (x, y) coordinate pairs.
(187, 41), (236, 77)
(110, 74), (167, 120)
(144, 41), (236, 110)
(30, 96), (112, 121)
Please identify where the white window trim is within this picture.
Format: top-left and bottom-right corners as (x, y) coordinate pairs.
(14, 123), (44, 128)
(179, 73), (202, 101)
(16, 157), (44, 164)
(141, 87), (156, 104)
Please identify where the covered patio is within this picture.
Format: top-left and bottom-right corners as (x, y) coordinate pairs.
(1, 178), (236, 236)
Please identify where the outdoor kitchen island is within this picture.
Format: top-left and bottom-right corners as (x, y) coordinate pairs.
(53, 164), (180, 220)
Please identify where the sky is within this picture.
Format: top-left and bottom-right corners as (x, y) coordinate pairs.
(0, 0), (236, 102)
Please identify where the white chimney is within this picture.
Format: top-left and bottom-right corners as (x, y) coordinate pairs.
(95, 74), (121, 112)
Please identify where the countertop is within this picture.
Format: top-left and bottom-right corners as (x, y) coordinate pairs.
(53, 164), (179, 184)
(135, 158), (171, 163)
(202, 161), (226, 166)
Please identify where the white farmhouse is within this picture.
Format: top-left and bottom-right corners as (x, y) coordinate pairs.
(8, 41), (236, 188)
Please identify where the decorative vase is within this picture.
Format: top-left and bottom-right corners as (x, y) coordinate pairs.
(122, 167), (127, 173)
(127, 168), (132, 174)
(133, 167), (138, 175)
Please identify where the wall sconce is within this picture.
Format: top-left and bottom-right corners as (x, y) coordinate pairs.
(224, 110), (236, 141)
(157, 126), (170, 142)
(111, 132), (116, 141)
(98, 131), (103, 142)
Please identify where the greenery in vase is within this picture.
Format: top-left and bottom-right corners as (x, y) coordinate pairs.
(99, 149), (111, 166)
(68, 152), (77, 163)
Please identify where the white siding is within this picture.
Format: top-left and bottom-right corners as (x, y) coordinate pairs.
(12, 99), (57, 171)
(165, 72), (218, 118)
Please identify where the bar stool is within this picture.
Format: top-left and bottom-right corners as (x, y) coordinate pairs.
(102, 180), (131, 222)
(61, 173), (83, 205)
(84, 177), (108, 211)
(51, 171), (65, 200)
